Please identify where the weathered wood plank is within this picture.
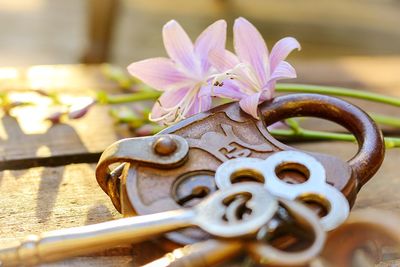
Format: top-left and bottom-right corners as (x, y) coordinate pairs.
(0, 105), (118, 170)
(1, 60), (400, 265)
(0, 164), (120, 246)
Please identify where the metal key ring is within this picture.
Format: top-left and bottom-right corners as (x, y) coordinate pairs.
(215, 151), (350, 230)
(259, 93), (385, 190)
(247, 198), (326, 266)
(259, 151), (349, 231)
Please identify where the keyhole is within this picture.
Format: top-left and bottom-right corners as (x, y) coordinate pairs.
(176, 186), (210, 206)
(172, 171), (217, 207)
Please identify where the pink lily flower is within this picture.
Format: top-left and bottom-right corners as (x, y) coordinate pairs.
(128, 19), (227, 124)
(210, 17), (301, 119)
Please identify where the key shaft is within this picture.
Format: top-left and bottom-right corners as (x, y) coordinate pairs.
(0, 209), (194, 266)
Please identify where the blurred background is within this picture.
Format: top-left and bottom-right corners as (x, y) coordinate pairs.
(1, 0), (400, 68)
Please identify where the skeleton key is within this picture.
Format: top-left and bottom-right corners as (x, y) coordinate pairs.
(0, 183), (277, 266)
(96, 93), (384, 244)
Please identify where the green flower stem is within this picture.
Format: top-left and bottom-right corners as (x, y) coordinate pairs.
(370, 113), (400, 128)
(270, 128), (400, 149)
(98, 90), (161, 104)
(99, 83), (400, 128)
(276, 83), (400, 107)
(276, 83), (400, 128)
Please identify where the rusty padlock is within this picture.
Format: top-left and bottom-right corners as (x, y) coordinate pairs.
(96, 93), (385, 245)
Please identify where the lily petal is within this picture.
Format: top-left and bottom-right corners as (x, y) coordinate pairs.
(149, 102), (166, 120)
(239, 92), (262, 119)
(198, 83), (211, 97)
(260, 86), (274, 102)
(234, 17), (269, 86)
(212, 79), (248, 100)
(186, 89), (212, 116)
(270, 37), (301, 72)
(194, 20), (227, 73)
(267, 121), (287, 131)
(163, 20), (198, 73)
(158, 86), (190, 108)
(127, 58), (190, 91)
(209, 49), (240, 72)
(269, 61), (297, 82)
(199, 92), (212, 111)
(150, 87), (190, 122)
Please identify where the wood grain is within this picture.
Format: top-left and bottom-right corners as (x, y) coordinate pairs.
(0, 164), (120, 246)
(1, 60), (400, 265)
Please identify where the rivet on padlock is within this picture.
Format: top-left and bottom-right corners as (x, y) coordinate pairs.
(153, 136), (178, 156)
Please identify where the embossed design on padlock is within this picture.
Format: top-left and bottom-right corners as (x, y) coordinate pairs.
(96, 93), (385, 244)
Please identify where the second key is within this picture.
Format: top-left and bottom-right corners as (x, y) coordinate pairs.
(0, 183), (278, 266)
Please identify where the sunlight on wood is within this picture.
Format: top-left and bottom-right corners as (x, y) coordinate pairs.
(8, 92), (53, 134)
(5, 92), (95, 135)
(28, 66), (76, 90)
(0, 68), (19, 80)
(0, 65), (118, 94)
(0, 0), (43, 13)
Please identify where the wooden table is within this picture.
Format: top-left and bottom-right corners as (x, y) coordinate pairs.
(1, 58), (400, 266)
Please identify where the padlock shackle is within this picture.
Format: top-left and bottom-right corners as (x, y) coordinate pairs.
(259, 93), (385, 190)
